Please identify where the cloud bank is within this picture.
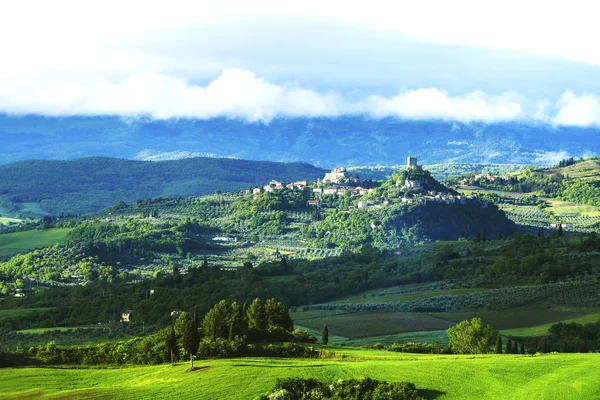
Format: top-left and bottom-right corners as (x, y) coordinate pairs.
(2, 68), (600, 127)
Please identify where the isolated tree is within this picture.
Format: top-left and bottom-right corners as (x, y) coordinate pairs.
(281, 258), (289, 274)
(558, 224), (563, 237)
(506, 339), (512, 354)
(446, 318), (497, 354)
(177, 312), (200, 369)
(520, 343), (525, 354)
(322, 324), (329, 345)
(165, 325), (177, 364)
(495, 335), (503, 354)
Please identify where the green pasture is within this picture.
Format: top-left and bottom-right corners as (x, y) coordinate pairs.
(0, 228), (72, 255)
(0, 217), (22, 226)
(291, 306), (599, 343)
(0, 308), (54, 320)
(502, 312), (600, 338)
(1, 350), (599, 399)
(329, 287), (483, 305)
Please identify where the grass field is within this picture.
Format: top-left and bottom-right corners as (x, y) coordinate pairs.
(291, 305), (599, 344)
(502, 312), (600, 338)
(0, 350), (598, 399)
(329, 287), (483, 305)
(0, 228), (72, 255)
(0, 217), (22, 226)
(0, 308), (54, 320)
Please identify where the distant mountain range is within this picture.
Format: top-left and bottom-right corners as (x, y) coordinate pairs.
(0, 157), (325, 216)
(1, 115), (598, 167)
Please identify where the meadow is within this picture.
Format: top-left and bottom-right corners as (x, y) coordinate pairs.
(0, 349), (598, 399)
(0, 228), (72, 256)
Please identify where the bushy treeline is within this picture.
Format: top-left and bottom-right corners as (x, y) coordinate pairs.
(9, 297), (324, 366)
(537, 320), (600, 353)
(259, 377), (423, 400)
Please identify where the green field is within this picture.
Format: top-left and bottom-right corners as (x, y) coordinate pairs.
(0, 308), (54, 320)
(0, 228), (72, 255)
(1, 350), (599, 399)
(502, 312), (600, 338)
(0, 217), (22, 226)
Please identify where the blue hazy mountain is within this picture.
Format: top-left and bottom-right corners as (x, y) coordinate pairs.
(1, 114), (598, 167)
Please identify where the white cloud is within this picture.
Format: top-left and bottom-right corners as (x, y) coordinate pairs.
(355, 89), (524, 123)
(552, 91), (600, 127)
(533, 150), (572, 165)
(2, 67), (600, 127)
(133, 149), (231, 161)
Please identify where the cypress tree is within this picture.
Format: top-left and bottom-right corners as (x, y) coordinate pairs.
(506, 339), (512, 354)
(558, 224), (563, 237)
(512, 342), (519, 354)
(520, 343), (525, 354)
(322, 324), (329, 345)
(543, 338), (550, 353)
(495, 335), (503, 354)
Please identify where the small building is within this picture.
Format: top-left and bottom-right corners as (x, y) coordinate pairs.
(323, 167), (347, 183)
(406, 156), (422, 171)
(121, 310), (134, 323)
(269, 180), (284, 189)
(308, 200), (320, 207)
(252, 187), (262, 194)
(263, 185), (274, 192)
(404, 179), (422, 189)
(357, 201), (368, 208)
(170, 310), (183, 317)
(212, 236), (237, 242)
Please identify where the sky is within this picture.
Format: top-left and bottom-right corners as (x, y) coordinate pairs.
(2, 0), (600, 126)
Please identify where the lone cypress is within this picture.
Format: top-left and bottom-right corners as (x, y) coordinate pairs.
(495, 335), (503, 354)
(506, 338), (512, 354)
(322, 324), (329, 345)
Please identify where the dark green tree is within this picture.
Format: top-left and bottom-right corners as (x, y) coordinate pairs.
(246, 298), (267, 332)
(322, 324), (329, 345)
(177, 312), (200, 369)
(495, 335), (502, 354)
(165, 325), (177, 364)
(506, 338), (512, 354)
(519, 343), (525, 354)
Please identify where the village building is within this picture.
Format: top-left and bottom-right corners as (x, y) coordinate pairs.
(252, 187), (261, 194)
(308, 200), (320, 207)
(323, 167), (347, 183)
(121, 310), (134, 323)
(406, 156), (423, 171)
(404, 179), (422, 189)
(269, 180), (285, 189)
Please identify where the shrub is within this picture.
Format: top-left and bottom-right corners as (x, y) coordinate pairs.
(260, 377), (423, 400)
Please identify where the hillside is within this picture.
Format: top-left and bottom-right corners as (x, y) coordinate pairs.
(542, 159), (600, 179)
(0, 157), (326, 216)
(1, 115), (599, 167)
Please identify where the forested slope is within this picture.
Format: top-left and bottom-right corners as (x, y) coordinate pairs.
(0, 157), (326, 215)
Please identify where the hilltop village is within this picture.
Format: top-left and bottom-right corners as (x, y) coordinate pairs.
(251, 157), (474, 209)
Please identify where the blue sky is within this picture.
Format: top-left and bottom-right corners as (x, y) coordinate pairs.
(2, 0), (600, 126)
